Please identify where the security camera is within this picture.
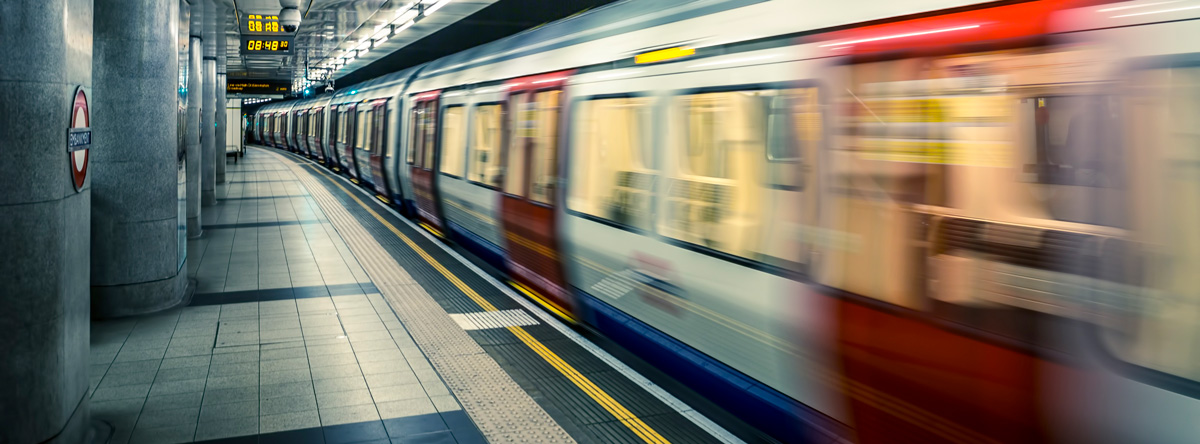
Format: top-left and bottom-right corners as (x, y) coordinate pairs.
(279, 7), (301, 33)
(324, 84), (334, 93)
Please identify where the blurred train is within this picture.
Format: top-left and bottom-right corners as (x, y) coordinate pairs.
(251, 0), (1200, 442)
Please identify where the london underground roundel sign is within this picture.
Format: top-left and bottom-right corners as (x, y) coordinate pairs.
(68, 86), (91, 191)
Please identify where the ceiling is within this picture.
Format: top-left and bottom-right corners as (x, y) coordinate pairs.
(220, 0), (497, 89)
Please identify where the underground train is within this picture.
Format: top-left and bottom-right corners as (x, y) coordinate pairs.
(253, 0), (1200, 441)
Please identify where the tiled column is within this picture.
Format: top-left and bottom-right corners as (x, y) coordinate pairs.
(91, 0), (188, 317)
(186, 0), (204, 237)
(215, 7), (227, 185)
(0, 1), (93, 443)
(201, 0), (217, 206)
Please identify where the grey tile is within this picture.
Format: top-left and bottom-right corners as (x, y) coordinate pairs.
(144, 391), (205, 411)
(318, 403), (380, 426)
(260, 357), (308, 372)
(315, 389), (373, 409)
(91, 397), (147, 417)
(311, 363), (361, 381)
(369, 383), (427, 403)
(154, 365), (208, 383)
(164, 344), (213, 358)
(349, 339), (399, 353)
(195, 416), (258, 441)
(312, 376), (368, 394)
(260, 340), (307, 352)
(429, 395), (461, 412)
(260, 368), (312, 386)
(338, 314), (383, 325)
(355, 349), (405, 364)
(307, 352), (358, 369)
(149, 378), (206, 396)
(205, 373), (258, 390)
(136, 406), (200, 429)
(364, 372), (419, 390)
(260, 393), (317, 416)
(260, 346), (307, 362)
(376, 397), (437, 420)
(345, 330), (395, 342)
(213, 345), (260, 355)
(199, 399), (258, 421)
(421, 383), (451, 398)
(91, 383), (152, 401)
(260, 328), (303, 342)
(210, 350), (259, 365)
(209, 362), (259, 378)
(202, 386), (259, 406)
(260, 410), (320, 434)
(358, 359), (410, 376)
(99, 370), (159, 388)
(108, 359), (162, 375)
(260, 381), (314, 399)
(159, 355), (211, 370)
(128, 423), (196, 444)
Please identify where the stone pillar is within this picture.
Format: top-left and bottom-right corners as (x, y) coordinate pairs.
(201, 0), (217, 206)
(215, 9), (227, 185)
(0, 1), (92, 442)
(186, 1), (203, 237)
(91, 0), (187, 317)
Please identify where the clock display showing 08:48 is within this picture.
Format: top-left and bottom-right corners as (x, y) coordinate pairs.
(247, 39), (289, 51)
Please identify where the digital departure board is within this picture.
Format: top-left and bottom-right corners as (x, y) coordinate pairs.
(242, 14), (289, 35)
(227, 80), (289, 95)
(241, 36), (294, 54)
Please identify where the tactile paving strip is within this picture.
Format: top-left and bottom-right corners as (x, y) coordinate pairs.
(449, 309), (540, 331)
(261, 149), (576, 444)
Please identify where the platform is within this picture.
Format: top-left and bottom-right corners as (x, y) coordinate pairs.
(87, 147), (744, 444)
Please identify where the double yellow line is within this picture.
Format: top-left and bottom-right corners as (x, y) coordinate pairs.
(301, 164), (671, 444)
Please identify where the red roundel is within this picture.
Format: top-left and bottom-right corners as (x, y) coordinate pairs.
(69, 87), (90, 191)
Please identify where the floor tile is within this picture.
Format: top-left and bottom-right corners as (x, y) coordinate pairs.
(319, 403), (381, 426)
(259, 410), (321, 434)
(323, 420), (387, 444)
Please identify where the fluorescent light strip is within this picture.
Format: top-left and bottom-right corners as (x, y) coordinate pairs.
(1112, 3), (1200, 17)
(1099, 0), (1180, 12)
(532, 77), (567, 84)
(425, 0), (452, 16)
(819, 24), (981, 48)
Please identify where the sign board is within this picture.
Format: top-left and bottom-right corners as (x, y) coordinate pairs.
(68, 86), (90, 191)
(227, 80), (290, 95)
(242, 13), (291, 35)
(240, 35), (294, 55)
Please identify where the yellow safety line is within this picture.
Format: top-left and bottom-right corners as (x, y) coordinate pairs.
(300, 163), (671, 444)
(508, 280), (577, 324)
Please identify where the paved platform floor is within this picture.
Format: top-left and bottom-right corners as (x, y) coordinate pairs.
(88, 148), (746, 444)
(89, 155), (483, 444)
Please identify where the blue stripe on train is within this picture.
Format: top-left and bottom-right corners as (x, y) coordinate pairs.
(575, 290), (840, 444)
(445, 220), (507, 272)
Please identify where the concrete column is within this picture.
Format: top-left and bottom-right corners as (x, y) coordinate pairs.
(0, 1), (92, 443)
(91, 0), (187, 317)
(215, 9), (227, 185)
(201, 0), (217, 206)
(186, 2), (203, 237)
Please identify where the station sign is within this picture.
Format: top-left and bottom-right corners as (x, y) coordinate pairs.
(242, 13), (291, 35)
(240, 35), (294, 55)
(68, 86), (91, 191)
(227, 80), (290, 95)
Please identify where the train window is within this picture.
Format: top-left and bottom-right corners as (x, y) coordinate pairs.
(661, 90), (771, 259)
(422, 103), (437, 169)
(529, 90), (562, 205)
(1101, 65), (1200, 384)
(504, 94), (530, 196)
(408, 105), (419, 165)
(362, 110), (374, 152)
(468, 104), (503, 188)
(339, 111), (348, 144)
(568, 96), (656, 230)
(355, 110), (367, 151)
(440, 106), (466, 177)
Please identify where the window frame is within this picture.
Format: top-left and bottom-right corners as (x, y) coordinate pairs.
(438, 104), (468, 179)
(563, 92), (659, 235)
(465, 101), (506, 191)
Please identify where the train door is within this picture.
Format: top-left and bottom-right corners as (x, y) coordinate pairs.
(292, 109), (303, 152)
(314, 107), (326, 162)
(408, 91), (445, 231)
(329, 106), (342, 170)
(298, 109), (309, 155)
(499, 71), (575, 317)
(352, 105), (372, 184)
(368, 98), (391, 197)
(336, 104), (357, 176)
